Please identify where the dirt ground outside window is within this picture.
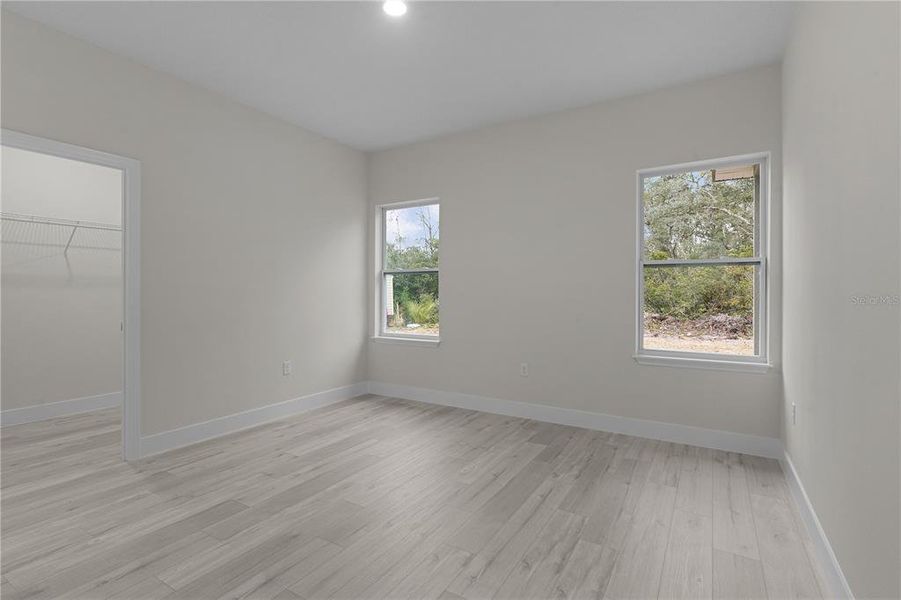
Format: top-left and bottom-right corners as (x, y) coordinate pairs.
(643, 313), (754, 356)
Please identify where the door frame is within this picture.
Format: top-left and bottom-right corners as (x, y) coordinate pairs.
(2, 129), (142, 460)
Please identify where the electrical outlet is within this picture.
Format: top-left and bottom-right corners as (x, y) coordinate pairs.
(791, 402), (797, 425)
(282, 360), (293, 376)
(520, 363), (529, 377)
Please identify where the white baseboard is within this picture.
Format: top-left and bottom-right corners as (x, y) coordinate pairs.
(139, 382), (368, 458)
(1, 391), (122, 426)
(1, 381), (783, 460)
(782, 453), (854, 599)
(366, 381), (784, 458)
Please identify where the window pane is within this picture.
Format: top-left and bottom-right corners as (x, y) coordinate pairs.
(643, 166), (757, 260)
(384, 272), (439, 336)
(643, 264), (756, 356)
(385, 204), (439, 270)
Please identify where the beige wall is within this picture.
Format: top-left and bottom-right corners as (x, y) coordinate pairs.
(1, 11), (369, 435)
(2, 147), (124, 410)
(368, 65), (783, 439)
(782, 3), (900, 597)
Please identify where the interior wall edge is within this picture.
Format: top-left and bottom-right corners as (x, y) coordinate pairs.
(138, 382), (368, 459)
(366, 380), (784, 459)
(24, 377), (788, 463)
(782, 452), (855, 600)
(0, 391), (122, 426)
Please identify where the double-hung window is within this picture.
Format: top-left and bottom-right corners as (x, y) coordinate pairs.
(377, 199), (440, 341)
(636, 154), (768, 370)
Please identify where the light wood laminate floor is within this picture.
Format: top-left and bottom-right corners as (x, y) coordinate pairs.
(1, 395), (828, 599)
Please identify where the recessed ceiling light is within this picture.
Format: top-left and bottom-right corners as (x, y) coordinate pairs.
(383, 0), (407, 17)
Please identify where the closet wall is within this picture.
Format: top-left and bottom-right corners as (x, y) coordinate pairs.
(1, 146), (123, 411)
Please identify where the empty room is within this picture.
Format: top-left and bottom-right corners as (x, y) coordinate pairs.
(0, 2), (898, 599)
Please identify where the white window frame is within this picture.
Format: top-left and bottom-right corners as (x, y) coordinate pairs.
(634, 153), (769, 373)
(372, 197), (441, 347)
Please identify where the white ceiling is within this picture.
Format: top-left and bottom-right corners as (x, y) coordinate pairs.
(6, 1), (796, 151)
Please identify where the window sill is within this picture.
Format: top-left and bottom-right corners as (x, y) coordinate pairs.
(371, 335), (441, 348)
(634, 353), (770, 374)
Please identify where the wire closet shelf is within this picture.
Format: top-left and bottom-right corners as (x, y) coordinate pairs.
(1, 211), (122, 267)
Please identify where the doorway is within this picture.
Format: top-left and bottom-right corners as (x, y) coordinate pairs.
(1, 130), (141, 460)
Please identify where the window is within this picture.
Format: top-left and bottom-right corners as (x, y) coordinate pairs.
(377, 199), (439, 341)
(636, 155), (768, 369)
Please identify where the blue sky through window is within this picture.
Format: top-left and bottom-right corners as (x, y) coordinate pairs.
(385, 203), (439, 250)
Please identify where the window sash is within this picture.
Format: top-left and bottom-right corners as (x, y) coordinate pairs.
(383, 267), (438, 275)
(636, 154), (768, 363)
(381, 271), (440, 338)
(642, 257), (761, 267)
(381, 200), (439, 273)
(639, 261), (765, 360)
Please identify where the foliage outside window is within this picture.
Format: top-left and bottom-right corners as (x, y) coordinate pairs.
(380, 201), (439, 338)
(638, 157), (767, 361)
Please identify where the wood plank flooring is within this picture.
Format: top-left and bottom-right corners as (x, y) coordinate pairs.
(1, 395), (828, 599)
